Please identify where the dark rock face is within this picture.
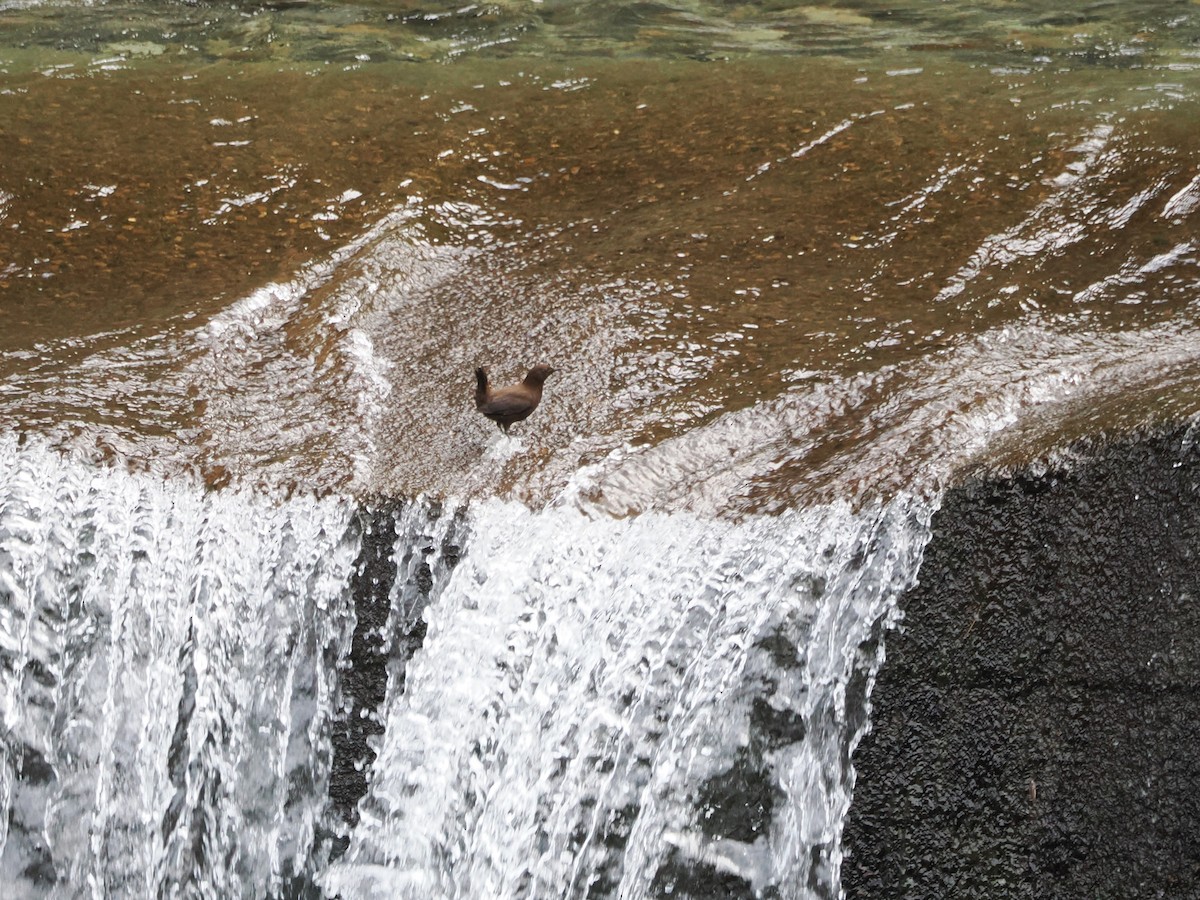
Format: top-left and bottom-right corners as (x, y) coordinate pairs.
(844, 429), (1200, 898)
(328, 502), (404, 847)
(327, 500), (463, 861)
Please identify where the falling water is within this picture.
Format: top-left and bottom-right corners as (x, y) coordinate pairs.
(0, 435), (932, 898)
(325, 494), (931, 899)
(0, 438), (361, 897)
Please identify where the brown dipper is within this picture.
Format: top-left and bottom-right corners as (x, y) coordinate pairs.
(474, 364), (554, 434)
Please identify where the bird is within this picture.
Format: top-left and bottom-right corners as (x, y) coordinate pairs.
(474, 364), (555, 434)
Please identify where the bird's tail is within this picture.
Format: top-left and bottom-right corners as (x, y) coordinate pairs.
(474, 367), (489, 407)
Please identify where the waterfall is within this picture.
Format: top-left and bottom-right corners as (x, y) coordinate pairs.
(324, 496), (932, 899)
(0, 438), (933, 898)
(0, 438), (360, 897)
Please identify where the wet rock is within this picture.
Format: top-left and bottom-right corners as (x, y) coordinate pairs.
(844, 426), (1200, 898)
(326, 499), (463, 859)
(327, 501), (401, 849)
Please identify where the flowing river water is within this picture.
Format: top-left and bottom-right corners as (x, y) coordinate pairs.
(1, 1), (1199, 897)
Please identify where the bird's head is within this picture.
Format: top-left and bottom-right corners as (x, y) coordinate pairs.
(525, 364), (555, 384)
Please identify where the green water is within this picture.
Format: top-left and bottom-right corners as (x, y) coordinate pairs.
(4, 0), (1199, 68)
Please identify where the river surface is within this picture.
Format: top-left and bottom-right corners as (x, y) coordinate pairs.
(0, 1), (1198, 897)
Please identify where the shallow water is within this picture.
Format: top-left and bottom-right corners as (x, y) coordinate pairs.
(4, 3), (1200, 505)
(7, 51), (1200, 501)
(1, 1), (1199, 896)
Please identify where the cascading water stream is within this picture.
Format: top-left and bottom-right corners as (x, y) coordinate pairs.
(0, 438), (365, 897)
(0, 436), (934, 899)
(324, 493), (932, 900)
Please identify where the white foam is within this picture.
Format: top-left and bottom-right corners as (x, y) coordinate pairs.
(574, 314), (1200, 517)
(0, 438), (359, 896)
(324, 490), (933, 899)
(1163, 172), (1200, 220)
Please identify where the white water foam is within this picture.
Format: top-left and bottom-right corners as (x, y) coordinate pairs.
(324, 492), (934, 899)
(0, 435), (936, 900)
(0, 439), (360, 897)
(576, 312), (1200, 517)
(0, 195), (471, 494)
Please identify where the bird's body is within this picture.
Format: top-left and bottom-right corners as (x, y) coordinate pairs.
(474, 364), (554, 434)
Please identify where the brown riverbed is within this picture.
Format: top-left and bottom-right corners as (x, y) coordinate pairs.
(3, 2), (1200, 508)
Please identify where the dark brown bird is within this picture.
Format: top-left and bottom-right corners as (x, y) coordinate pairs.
(474, 364), (555, 434)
